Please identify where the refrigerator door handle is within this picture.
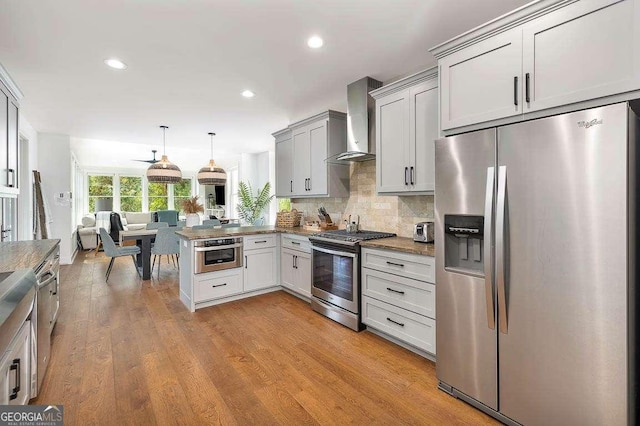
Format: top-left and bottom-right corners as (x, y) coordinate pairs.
(484, 167), (495, 330)
(496, 165), (508, 334)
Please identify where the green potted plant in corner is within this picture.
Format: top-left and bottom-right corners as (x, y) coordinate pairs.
(181, 196), (204, 227)
(237, 181), (275, 226)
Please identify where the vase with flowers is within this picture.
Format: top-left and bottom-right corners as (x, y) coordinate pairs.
(181, 196), (204, 227)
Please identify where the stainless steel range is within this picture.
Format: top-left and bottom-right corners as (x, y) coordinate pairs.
(309, 230), (395, 331)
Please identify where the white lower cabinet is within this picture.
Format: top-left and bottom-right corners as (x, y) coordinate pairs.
(362, 296), (435, 355)
(0, 320), (31, 405)
(280, 234), (311, 299)
(361, 247), (436, 356)
(194, 269), (243, 303)
(244, 247), (277, 292)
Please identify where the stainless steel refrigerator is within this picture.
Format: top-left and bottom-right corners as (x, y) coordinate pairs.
(435, 101), (639, 425)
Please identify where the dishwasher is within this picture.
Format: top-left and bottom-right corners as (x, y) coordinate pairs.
(33, 253), (58, 397)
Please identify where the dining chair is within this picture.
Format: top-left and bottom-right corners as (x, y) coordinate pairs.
(99, 228), (141, 281)
(147, 222), (169, 230)
(191, 224), (216, 230)
(221, 223), (241, 228)
(202, 219), (221, 226)
(177, 220), (186, 227)
(151, 227), (180, 278)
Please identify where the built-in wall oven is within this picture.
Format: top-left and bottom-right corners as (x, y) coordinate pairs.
(194, 237), (243, 274)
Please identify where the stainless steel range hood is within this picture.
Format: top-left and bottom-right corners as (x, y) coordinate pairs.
(335, 77), (383, 162)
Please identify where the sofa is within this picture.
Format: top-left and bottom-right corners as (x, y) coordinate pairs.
(120, 212), (153, 231)
(77, 214), (99, 250)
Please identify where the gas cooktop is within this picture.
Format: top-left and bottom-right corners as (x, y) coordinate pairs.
(310, 229), (396, 245)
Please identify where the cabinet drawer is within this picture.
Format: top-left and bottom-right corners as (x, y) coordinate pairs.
(244, 234), (277, 250)
(281, 234), (311, 253)
(361, 248), (434, 283)
(194, 269), (243, 302)
(362, 295), (435, 355)
(362, 268), (435, 319)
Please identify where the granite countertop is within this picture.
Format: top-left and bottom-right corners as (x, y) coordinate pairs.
(0, 239), (61, 273)
(360, 237), (435, 257)
(176, 226), (319, 240)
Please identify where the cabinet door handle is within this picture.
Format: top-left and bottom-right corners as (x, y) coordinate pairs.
(386, 261), (405, 268)
(211, 283), (227, 288)
(291, 241), (300, 245)
(308, 178), (311, 191)
(9, 358), (20, 400)
(513, 76), (518, 106)
(525, 72), (530, 104)
(293, 255), (297, 269)
(245, 256), (247, 268)
(410, 166), (414, 185)
(386, 287), (405, 295)
(386, 317), (405, 327)
(404, 167), (409, 185)
(290, 180), (293, 193)
(254, 240), (267, 244)
(8, 169), (15, 188)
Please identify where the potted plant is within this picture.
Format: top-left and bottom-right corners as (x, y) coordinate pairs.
(237, 181), (275, 225)
(181, 196), (204, 227)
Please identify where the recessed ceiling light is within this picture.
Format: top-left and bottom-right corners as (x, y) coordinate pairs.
(307, 36), (324, 49)
(104, 58), (127, 70)
(242, 90), (255, 98)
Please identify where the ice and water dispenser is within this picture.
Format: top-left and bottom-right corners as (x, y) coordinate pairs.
(444, 215), (485, 276)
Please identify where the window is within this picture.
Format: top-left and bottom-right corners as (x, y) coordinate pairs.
(119, 176), (143, 212)
(88, 175), (113, 212)
(228, 168), (239, 219)
(148, 182), (168, 211)
(174, 178), (192, 214)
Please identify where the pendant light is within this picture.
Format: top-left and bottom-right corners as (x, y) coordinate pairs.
(147, 125), (182, 183)
(197, 132), (227, 185)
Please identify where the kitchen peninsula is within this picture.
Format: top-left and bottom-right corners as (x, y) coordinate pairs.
(176, 226), (315, 312)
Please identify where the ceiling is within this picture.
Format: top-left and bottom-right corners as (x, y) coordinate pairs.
(0, 0), (531, 168)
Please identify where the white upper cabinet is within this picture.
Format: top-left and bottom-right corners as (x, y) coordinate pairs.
(372, 68), (439, 195)
(522, 0), (640, 112)
(431, 0), (640, 133)
(438, 28), (522, 131)
(273, 110), (349, 198)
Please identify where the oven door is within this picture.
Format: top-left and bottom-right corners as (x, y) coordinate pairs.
(194, 243), (243, 274)
(311, 245), (359, 314)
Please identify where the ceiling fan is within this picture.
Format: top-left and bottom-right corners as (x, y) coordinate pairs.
(132, 150), (159, 164)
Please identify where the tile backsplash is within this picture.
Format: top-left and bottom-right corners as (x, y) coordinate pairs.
(291, 161), (433, 238)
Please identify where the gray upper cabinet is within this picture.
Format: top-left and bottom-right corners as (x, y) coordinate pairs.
(273, 110), (349, 198)
(372, 68), (439, 195)
(0, 67), (21, 197)
(0, 87), (8, 189)
(522, 0), (640, 113)
(431, 0), (640, 133)
(274, 129), (293, 197)
(437, 28), (522, 131)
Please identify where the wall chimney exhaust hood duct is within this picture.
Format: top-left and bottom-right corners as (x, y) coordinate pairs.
(334, 77), (383, 162)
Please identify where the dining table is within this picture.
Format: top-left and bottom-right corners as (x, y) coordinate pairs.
(119, 229), (157, 280)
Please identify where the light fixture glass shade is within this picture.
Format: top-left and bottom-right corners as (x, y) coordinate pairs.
(147, 125), (182, 183)
(147, 155), (182, 183)
(197, 159), (227, 185)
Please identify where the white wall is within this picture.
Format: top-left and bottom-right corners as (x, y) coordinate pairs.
(38, 133), (75, 264)
(17, 114), (38, 241)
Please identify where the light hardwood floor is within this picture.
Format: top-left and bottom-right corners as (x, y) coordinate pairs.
(33, 250), (498, 425)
